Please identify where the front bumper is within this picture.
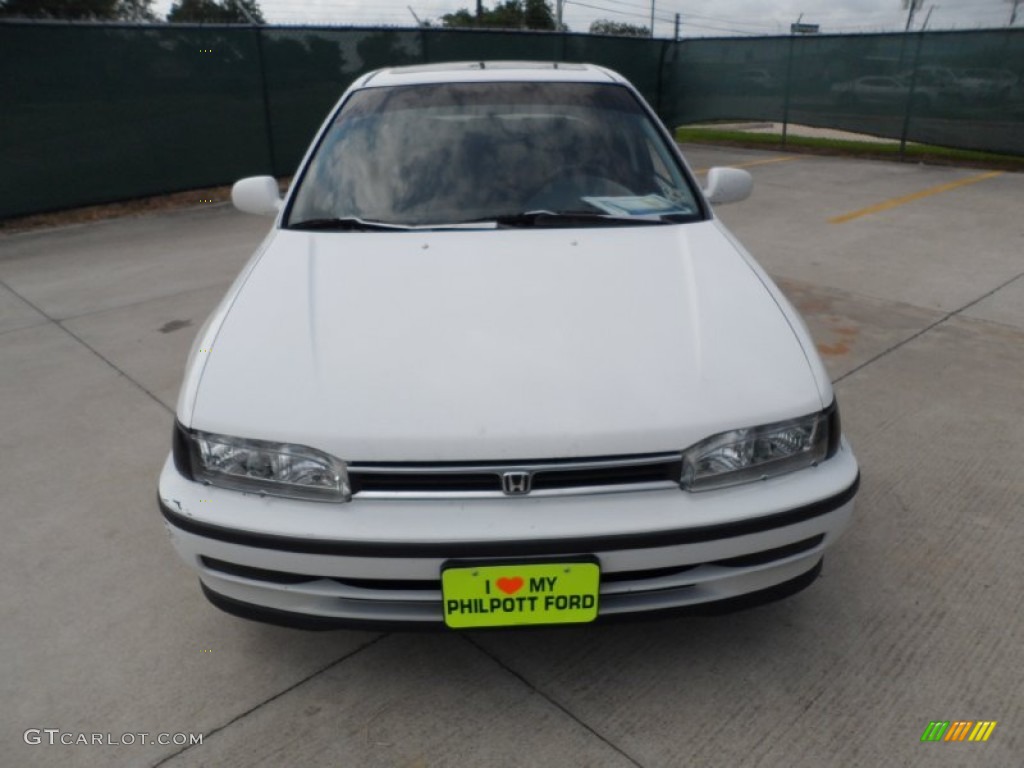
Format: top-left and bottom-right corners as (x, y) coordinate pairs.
(158, 440), (859, 629)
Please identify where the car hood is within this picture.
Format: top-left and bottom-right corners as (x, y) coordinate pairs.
(186, 222), (826, 461)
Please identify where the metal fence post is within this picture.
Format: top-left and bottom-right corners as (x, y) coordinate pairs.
(656, 39), (669, 119)
(252, 25), (278, 177)
(899, 30), (926, 160)
(781, 34), (795, 147)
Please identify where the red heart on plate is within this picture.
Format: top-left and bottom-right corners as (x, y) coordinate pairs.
(496, 577), (524, 595)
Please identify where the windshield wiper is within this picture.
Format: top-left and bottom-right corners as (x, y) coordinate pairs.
(472, 211), (682, 228)
(288, 211), (690, 231)
(287, 217), (412, 232)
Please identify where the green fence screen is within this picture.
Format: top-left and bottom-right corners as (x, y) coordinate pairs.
(661, 29), (1024, 155)
(1, 22), (1022, 219)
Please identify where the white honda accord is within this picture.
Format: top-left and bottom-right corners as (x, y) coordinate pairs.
(158, 61), (859, 630)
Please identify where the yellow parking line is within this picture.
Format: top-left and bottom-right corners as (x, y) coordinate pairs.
(693, 156), (798, 174)
(829, 170), (1003, 224)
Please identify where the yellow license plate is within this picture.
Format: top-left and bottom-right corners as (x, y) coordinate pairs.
(441, 560), (600, 629)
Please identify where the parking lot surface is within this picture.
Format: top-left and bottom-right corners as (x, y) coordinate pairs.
(2, 146), (1022, 767)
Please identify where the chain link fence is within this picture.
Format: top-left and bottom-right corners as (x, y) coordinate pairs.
(2, 21), (1022, 219)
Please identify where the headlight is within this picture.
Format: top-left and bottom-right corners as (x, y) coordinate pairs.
(174, 423), (351, 502)
(681, 402), (840, 491)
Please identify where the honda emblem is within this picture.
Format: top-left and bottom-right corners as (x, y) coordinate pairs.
(501, 471), (532, 495)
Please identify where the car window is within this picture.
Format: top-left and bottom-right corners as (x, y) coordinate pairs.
(287, 82), (702, 228)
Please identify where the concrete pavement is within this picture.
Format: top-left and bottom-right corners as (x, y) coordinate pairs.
(2, 149), (1021, 767)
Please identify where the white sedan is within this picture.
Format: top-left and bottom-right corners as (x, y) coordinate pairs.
(158, 61), (859, 630)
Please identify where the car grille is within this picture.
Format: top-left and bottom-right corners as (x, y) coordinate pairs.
(348, 452), (684, 498)
(199, 535), (825, 593)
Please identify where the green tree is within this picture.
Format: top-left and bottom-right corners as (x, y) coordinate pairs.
(167, 0), (264, 23)
(589, 18), (649, 37)
(523, 0), (554, 30)
(442, 0), (554, 30)
(118, 0), (155, 20)
(487, 0), (525, 27)
(0, 0), (156, 20)
(440, 8), (475, 27)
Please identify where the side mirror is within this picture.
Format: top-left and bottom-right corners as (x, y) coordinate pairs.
(703, 167), (753, 205)
(231, 176), (282, 216)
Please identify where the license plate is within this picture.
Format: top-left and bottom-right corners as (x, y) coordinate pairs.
(441, 560), (600, 629)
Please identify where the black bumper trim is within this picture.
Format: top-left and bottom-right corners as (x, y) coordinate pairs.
(159, 473), (858, 558)
(200, 557), (824, 631)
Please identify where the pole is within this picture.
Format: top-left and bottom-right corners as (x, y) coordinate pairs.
(899, 30), (925, 160)
(556, 0), (564, 31)
(904, 0), (920, 32)
(476, 0), (482, 24)
(674, 12), (680, 40)
(655, 38), (668, 117)
(251, 27), (277, 177)
(236, 1), (258, 23)
(782, 26), (796, 147)
(650, 0), (655, 38)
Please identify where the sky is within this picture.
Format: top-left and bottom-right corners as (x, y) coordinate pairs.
(152, 0), (1023, 37)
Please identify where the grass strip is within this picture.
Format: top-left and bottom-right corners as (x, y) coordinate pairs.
(675, 126), (1024, 171)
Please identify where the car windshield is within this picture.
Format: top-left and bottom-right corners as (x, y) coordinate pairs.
(286, 82), (702, 229)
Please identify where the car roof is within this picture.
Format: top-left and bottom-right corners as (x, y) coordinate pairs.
(356, 61), (625, 89)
